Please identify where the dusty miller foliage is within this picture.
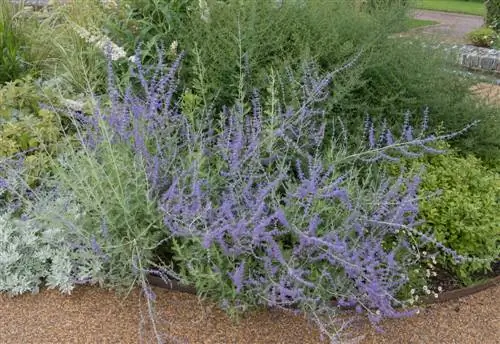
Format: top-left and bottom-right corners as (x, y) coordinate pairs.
(0, 182), (106, 296)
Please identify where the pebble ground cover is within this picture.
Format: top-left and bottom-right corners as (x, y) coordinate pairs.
(0, 0), (499, 343)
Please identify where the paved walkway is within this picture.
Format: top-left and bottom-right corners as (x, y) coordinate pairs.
(412, 9), (484, 43)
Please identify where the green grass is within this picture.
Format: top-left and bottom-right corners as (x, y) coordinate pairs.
(406, 18), (439, 30)
(413, 0), (486, 16)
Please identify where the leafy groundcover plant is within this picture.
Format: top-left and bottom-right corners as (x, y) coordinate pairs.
(0, 52), (488, 343)
(403, 144), (500, 285)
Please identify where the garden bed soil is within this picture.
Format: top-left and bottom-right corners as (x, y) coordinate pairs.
(1, 284), (499, 343)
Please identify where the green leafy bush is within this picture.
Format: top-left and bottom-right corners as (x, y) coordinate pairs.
(106, 0), (404, 104)
(358, 38), (500, 164)
(467, 27), (499, 47)
(486, 0), (500, 32)
(103, 0), (500, 165)
(0, 78), (60, 155)
(407, 145), (500, 285)
(0, 77), (82, 184)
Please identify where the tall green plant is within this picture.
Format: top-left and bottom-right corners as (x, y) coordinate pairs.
(52, 139), (166, 288)
(486, 0), (500, 31)
(0, 0), (29, 84)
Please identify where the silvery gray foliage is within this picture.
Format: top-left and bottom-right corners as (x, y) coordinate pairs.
(0, 191), (106, 296)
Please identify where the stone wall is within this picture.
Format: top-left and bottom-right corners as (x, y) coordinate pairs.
(458, 46), (500, 74)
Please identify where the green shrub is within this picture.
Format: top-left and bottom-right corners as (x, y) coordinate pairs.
(467, 27), (499, 47)
(0, 77), (86, 185)
(52, 139), (166, 288)
(486, 0), (500, 32)
(357, 38), (500, 164)
(106, 0), (406, 104)
(408, 145), (499, 285)
(102, 0), (500, 164)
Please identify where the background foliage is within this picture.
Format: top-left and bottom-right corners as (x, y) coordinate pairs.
(486, 0), (500, 31)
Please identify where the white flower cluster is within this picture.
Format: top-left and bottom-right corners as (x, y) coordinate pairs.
(62, 98), (85, 112)
(170, 40), (178, 56)
(199, 0), (210, 22)
(73, 25), (127, 61)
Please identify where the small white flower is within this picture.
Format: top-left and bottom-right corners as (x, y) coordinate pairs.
(433, 293), (438, 298)
(128, 55), (139, 64)
(431, 271), (437, 277)
(410, 288), (415, 295)
(422, 251), (427, 256)
(437, 286), (443, 292)
(375, 309), (381, 315)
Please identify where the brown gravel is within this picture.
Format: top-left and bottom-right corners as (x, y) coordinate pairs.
(0, 286), (322, 344)
(470, 83), (500, 106)
(359, 283), (500, 344)
(1, 284), (499, 344)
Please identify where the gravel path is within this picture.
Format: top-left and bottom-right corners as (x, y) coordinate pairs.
(470, 83), (500, 105)
(412, 9), (484, 43)
(1, 284), (499, 343)
(359, 284), (500, 344)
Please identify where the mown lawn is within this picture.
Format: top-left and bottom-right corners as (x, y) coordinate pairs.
(406, 18), (439, 29)
(413, 0), (486, 16)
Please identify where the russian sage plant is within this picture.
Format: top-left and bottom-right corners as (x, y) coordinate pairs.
(63, 50), (479, 343)
(0, 46), (479, 342)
